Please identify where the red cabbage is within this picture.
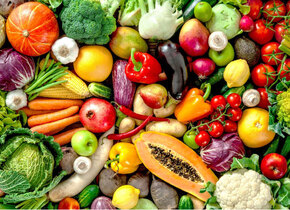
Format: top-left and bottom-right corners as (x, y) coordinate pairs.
(0, 48), (35, 91)
(200, 132), (245, 172)
(112, 60), (136, 108)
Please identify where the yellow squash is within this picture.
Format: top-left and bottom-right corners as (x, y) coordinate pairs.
(238, 108), (275, 148)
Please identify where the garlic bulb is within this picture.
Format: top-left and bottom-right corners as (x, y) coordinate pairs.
(51, 37), (79, 64)
(5, 89), (27, 110)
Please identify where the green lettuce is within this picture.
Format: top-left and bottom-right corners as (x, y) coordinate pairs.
(0, 128), (66, 204)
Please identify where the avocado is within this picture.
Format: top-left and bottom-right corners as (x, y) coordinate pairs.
(234, 36), (260, 67)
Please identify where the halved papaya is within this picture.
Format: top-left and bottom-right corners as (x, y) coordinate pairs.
(134, 131), (218, 201)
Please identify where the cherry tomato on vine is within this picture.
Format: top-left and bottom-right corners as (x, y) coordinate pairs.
(261, 42), (284, 65)
(275, 20), (289, 43)
(287, 1), (290, 14)
(210, 95), (227, 110)
(58, 198), (80, 210)
(249, 19), (275, 45)
(224, 120), (238, 133)
(251, 64), (276, 87)
(278, 58), (290, 81)
(257, 88), (271, 109)
(197, 119), (210, 132)
(263, 0), (286, 22)
(210, 110), (226, 121)
(226, 93), (242, 108)
(195, 131), (211, 147)
(246, 0), (263, 20)
(208, 121), (224, 138)
(227, 108), (242, 122)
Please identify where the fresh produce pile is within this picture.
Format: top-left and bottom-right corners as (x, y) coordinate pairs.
(0, 0), (289, 209)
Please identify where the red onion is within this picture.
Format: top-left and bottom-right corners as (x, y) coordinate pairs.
(200, 132), (245, 172)
(91, 196), (116, 210)
(190, 58), (215, 79)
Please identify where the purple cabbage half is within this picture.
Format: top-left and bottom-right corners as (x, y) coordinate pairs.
(112, 60), (136, 108)
(200, 132), (245, 172)
(0, 48), (35, 91)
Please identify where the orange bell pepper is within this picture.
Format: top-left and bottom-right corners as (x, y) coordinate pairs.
(174, 83), (213, 123)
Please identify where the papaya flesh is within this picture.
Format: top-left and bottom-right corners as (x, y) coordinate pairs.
(134, 131), (218, 201)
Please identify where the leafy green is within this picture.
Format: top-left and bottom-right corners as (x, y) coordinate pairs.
(277, 178), (290, 208)
(219, 0), (250, 15)
(200, 182), (221, 210)
(118, 0), (141, 26)
(281, 136), (290, 157)
(60, 0), (117, 45)
(100, 0), (124, 16)
(230, 154), (260, 172)
(264, 136), (280, 156)
(262, 176), (281, 198)
(0, 128), (65, 205)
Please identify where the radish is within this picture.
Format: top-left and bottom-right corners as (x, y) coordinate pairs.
(240, 15), (254, 32)
(190, 58), (216, 79)
(48, 126), (115, 202)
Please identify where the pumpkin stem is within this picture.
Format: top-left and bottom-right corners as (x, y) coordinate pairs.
(22, 30), (30, 37)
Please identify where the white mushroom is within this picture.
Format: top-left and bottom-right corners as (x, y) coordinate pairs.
(73, 156), (92, 175)
(242, 89), (261, 107)
(208, 31), (228, 51)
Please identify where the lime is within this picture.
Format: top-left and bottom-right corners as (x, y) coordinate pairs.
(194, 2), (213, 22)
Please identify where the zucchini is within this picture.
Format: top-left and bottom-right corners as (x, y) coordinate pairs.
(205, 67), (225, 86)
(220, 84), (229, 94)
(183, 0), (217, 22)
(178, 195), (194, 209)
(223, 86), (245, 98)
(78, 185), (100, 208)
(88, 83), (112, 99)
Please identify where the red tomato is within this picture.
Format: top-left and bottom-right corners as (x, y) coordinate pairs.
(58, 198), (80, 210)
(197, 119), (210, 132)
(226, 93), (242, 108)
(261, 42), (284, 65)
(208, 121), (224, 138)
(224, 120), (238, 133)
(257, 88), (270, 109)
(275, 20), (289, 43)
(195, 131), (211, 147)
(263, 0), (286, 22)
(249, 19), (275, 45)
(277, 58), (290, 81)
(246, 0), (263, 20)
(211, 95), (227, 110)
(251, 64), (276, 87)
(287, 1), (290, 14)
(261, 153), (288, 180)
(227, 108), (242, 122)
(210, 110), (226, 121)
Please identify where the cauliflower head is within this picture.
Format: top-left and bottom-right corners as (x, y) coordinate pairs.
(214, 169), (272, 210)
(277, 89), (290, 129)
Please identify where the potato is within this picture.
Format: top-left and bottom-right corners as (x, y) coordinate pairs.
(153, 103), (176, 118)
(146, 118), (187, 137)
(188, 194), (205, 210)
(131, 129), (145, 143)
(0, 0), (25, 17)
(133, 85), (153, 125)
(119, 117), (135, 142)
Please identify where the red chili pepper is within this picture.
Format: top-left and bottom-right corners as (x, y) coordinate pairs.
(108, 115), (153, 140)
(119, 105), (169, 122)
(125, 48), (162, 84)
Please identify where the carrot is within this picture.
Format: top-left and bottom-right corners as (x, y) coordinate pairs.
(30, 114), (80, 134)
(45, 127), (66, 136)
(19, 107), (55, 117)
(28, 98), (84, 110)
(28, 106), (79, 127)
(53, 127), (87, 146)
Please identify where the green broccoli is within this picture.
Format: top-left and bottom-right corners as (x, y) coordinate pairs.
(60, 0), (117, 45)
(277, 89), (290, 129)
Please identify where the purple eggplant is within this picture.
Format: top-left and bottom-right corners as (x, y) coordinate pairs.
(112, 60), (136, 108)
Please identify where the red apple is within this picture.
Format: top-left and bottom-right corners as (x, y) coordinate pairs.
(179, 19), (209, 57)
(261, 153), (287, 180)
(80, 98), (116, 133)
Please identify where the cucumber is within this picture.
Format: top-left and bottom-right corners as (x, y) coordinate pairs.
(178, 195), (194, 209)
(220, 84), (229, 94)
(88, 83), (112, 99)
(223, 86), (245, 98)
(205, 67), (225, 86)
(78, 185), (100, 208)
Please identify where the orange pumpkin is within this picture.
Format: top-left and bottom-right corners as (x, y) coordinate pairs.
(6, 2), (59, 56)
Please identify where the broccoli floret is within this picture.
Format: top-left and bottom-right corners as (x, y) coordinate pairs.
(60, 0), (117, 45)
(277, 89), (290, 128)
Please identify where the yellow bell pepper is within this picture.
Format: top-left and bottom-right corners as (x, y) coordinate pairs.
(109, 142), (142, 174)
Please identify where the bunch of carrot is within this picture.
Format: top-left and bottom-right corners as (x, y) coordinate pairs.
(21, 98), (86, 146)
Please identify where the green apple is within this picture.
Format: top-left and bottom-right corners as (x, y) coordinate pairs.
(209, 43), (235, 66)
(71, 130), (98, 156)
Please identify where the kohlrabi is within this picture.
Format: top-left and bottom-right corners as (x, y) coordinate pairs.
(138, 0), (183, 40)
